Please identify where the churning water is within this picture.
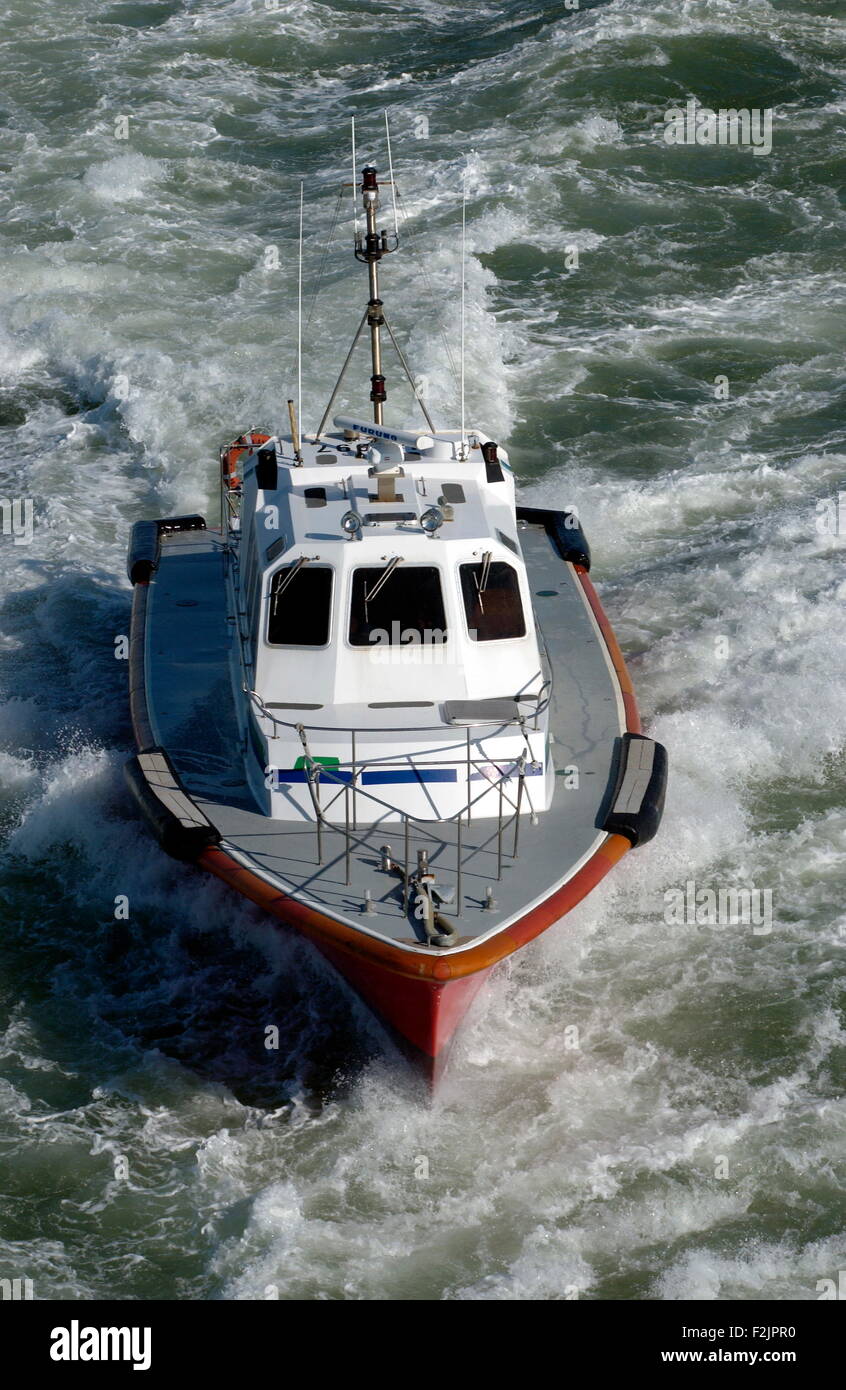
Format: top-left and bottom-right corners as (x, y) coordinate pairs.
(1, 0), (845, 1300)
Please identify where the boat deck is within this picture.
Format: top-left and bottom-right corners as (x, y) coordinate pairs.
(141, 519), (627, 951)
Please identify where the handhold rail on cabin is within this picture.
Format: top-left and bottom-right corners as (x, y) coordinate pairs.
(243, 686), (549, 737)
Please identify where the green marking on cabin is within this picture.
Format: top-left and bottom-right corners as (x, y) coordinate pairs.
(294, 755), (340, 770)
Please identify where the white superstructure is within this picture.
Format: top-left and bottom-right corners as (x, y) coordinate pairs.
(221, 162), (553, 826)
(225, 423), (552, 824)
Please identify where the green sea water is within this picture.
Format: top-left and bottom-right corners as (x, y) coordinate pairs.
(0, 0), (844, 1300)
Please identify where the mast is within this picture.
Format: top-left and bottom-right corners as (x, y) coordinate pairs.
(315, 148), (436, 441)
(354, 165), (398, 425)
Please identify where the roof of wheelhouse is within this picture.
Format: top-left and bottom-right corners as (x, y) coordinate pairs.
(237, 420), (521, 561)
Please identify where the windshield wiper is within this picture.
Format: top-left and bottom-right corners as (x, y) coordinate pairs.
(475, 550), (492, 613)
(272, 556), (309, 617)
(364, 555), (402, 622)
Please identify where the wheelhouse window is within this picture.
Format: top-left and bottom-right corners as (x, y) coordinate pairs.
(349, 564), (447, 646)
(266, 563), (333, 646)
(459, 558), (526, 641)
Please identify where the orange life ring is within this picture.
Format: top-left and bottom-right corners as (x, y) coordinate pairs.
(221, 432), (271, 489)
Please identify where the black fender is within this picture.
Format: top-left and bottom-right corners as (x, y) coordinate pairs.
(600, 733), (668, 847)
(516, 505), (590, 571)
(127, 515), (206, 584)
(124, 751), (220, 862)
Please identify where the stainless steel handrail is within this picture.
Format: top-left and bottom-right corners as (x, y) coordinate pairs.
(313, 751), (531, 896)
(241, 689), (543, 831)
(244, 686), (545, 738)
(306, 753), (528, 823)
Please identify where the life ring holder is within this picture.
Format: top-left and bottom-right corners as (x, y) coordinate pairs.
(220, 431), (271, 489)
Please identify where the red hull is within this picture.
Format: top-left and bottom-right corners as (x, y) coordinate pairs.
(313, 940), (493, 1080)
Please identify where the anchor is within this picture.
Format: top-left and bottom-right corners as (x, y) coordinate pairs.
(380, 844), (457, 948)
(408, 849), (458, 949)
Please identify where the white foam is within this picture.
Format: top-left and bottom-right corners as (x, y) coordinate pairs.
(0, 749), (37, 792)
(82, 154), (168, 203)
(654, 1236), (846, 1301)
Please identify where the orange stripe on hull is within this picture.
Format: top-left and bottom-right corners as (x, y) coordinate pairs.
(573, 564), (642, 735)
(198, 833), (630, 986)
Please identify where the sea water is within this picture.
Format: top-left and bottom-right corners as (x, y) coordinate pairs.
(0, 0), (844, 1300)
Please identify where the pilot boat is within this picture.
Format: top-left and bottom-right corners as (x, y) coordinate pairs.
(125, 159), (667, 1085)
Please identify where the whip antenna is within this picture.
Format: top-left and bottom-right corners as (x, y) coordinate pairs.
(297, 179), (304, 440)
(350, 116), (359, 239)
(460, 172), (466, 459)
(384, 110), (399, 239)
